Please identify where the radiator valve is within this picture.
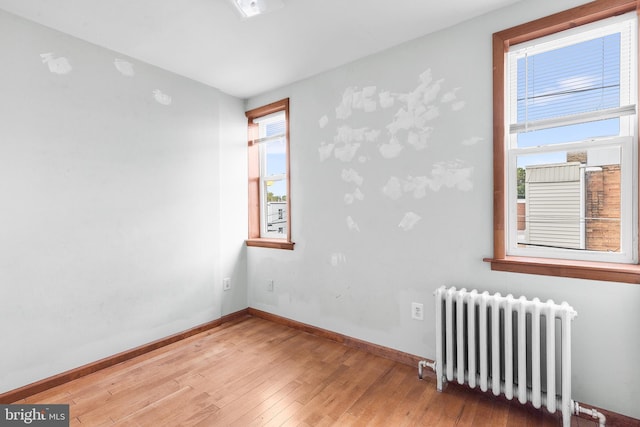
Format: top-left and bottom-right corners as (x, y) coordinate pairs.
(417, 360), (436, 380)
(573, 401), (606, 427)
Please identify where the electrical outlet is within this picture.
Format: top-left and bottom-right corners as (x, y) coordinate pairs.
(267, 280), (274, 292)
(223, 278), (231, 291)
(411, 302), (424, 320)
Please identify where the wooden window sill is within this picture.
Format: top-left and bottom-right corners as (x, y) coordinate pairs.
(484, 256), (640, 284)
(246, 238), (295, 250)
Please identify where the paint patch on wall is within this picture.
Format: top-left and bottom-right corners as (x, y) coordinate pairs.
(382, 177), (403, 200)
(318, 67), (474, 230)
(335, 126), (375, 145)
(365, 129), (381, 142)
(346, 216), (360, 232)
(318, 142), (334, 161)
(336, 87), (355, 119)
(152, 89), (172, 106)
(379, 91), (394, 109)
(451, 101), (466, 111)
(462, 136), (484, 146)
(379, 138), (403, 159)
(441, 87), (460, 103)
(114, 58), (135, 77)
(429, 160), (473, 191)
(341, 168), (364, 186)
(334, 143), (360, 162)
(407, 130), (431, 150)
(403, 176), (429, 199)
(40, 53), (72, 75)
(398, 212), (421, 231)
(330, 252), (347, 266)
(361, 86), (378, 112)
(382, 175), (430, 200)
(344, 188), (364, 205)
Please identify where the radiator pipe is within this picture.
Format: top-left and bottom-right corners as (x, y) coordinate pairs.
(417, 360), (436, 380)
(573, 401), (606, 426)
(418, 360), (606, 426)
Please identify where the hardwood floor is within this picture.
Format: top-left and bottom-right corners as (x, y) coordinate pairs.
(15, 315), (594, 426)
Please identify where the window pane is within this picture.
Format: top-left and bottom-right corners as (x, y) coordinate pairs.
(516, 33), (621, 125)
(515, 147), (621, 252)
(264, 138), (286, 176)
(264, 179), (287, 237)
(265, 118), (285, 137)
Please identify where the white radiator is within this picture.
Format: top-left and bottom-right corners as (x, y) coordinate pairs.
(420, 286), (585, 426)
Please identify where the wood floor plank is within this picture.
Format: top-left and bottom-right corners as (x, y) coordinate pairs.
(15, 316), (606, 426)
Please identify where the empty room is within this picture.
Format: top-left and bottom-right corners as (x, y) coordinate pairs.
(1, 0), (639, 425)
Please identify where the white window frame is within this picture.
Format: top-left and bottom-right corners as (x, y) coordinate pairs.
(504, 13), (638, 264)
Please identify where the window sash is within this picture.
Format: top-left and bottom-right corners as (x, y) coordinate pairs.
(509, 105), (635, 134)
(507, 12), (636, 138)
(506, 136), (635, 263)
(260, 176), (287, 238)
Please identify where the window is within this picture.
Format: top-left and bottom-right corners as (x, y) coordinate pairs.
(487, 1), (640, 283)
(245, 98), (294, 250)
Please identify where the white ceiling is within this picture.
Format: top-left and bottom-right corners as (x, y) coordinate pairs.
(0, 0), (522, 98)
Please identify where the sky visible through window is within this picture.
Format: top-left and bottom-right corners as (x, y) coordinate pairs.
(515, 33), (621, 168)
(264, 118), (287, 200)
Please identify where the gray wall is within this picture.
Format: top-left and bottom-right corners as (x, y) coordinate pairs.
(0, 10), (247, 393)
(246, 0), (640, 419)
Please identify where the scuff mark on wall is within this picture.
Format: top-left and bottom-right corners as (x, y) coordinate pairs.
(40, 53), (72, 75)
(114, 58), (135, 77)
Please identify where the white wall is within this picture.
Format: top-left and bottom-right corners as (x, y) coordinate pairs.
(0, 10), (247, 393)
(246, 0), (640, 419)
(218, 92), (249, 316)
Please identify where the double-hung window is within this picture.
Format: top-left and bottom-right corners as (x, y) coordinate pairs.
(246, 98), (294, 250)
(489, 1), (640, 283)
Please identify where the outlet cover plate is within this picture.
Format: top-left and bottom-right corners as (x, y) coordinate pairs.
(411, 302), (424, 320)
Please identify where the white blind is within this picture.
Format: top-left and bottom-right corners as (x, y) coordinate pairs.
(509, 13), (636, 134)
(250, 110), (286, 145)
